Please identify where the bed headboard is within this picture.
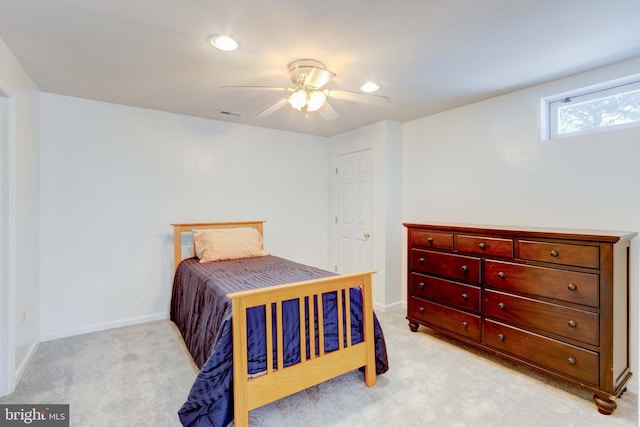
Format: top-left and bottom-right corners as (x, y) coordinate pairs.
(171, 221), (265, 271)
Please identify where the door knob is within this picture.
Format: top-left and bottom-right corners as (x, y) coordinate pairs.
(364, 232), (371, 238)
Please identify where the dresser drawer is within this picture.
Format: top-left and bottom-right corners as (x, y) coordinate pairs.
(411, 249), (481, 283)
(484, 290), (599, 345)
(484, 320), (598, 385)
(411, 273), (480, 312)
(410, 229), (453, 250)
(518, 240), (599, 269)
(455, 235), (513, 258)
(484, 260), (599, 307)
(409, 297), (481, 341)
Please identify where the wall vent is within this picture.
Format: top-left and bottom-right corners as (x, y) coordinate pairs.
(217, 109), (245, 117)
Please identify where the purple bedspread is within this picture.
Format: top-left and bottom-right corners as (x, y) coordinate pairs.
(170, 255), (389, 427)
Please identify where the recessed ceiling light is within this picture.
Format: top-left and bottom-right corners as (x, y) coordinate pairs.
(360, 81), (380, 93)
(208, 35), (238, 51)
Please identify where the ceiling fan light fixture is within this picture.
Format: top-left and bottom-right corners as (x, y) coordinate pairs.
(306, 91), (327, 112)
(208, 35), (238, 51)
(224, 59), (390, 120)
(360, 81), (381, 93)
(288, 90), (307, 110)
(305, 68), (335, 89)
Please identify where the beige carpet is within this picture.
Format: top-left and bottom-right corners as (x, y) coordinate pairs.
(1, 309), (637, 426)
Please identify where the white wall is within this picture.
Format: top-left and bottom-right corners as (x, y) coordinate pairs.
(403, 56), (640, 393)
(383, 121), (403, 307)
(328, 120), (403, 309)
(0, 37), (40, 395)
(39, 94), (329, 340)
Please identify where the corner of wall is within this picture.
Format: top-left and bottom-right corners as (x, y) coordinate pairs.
(14, 335), (39, 387)
(0, 34), (41, 395)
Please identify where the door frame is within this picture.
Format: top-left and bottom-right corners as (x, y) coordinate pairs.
(0, 84), (16, 396)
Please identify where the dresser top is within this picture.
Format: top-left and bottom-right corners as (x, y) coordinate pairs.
(403, 222), (638, 243)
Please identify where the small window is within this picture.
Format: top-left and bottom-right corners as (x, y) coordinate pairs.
(545, 77), (640, 140)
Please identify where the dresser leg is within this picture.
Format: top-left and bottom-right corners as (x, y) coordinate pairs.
(408, 322), (419, 332)
(593, 394), (617, 415)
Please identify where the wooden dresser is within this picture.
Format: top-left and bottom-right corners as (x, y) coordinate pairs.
(404, 222), (637, 414)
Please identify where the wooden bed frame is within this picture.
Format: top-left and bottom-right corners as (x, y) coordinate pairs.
(171, 221), (377, 427)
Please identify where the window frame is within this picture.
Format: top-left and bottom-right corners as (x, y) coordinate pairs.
(542, 75), (640, 141)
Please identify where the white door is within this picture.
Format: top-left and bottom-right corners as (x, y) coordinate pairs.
(335, 149), (374, 274)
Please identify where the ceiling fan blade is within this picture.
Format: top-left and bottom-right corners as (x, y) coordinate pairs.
(319, 101), (339, 121)
(325, 89), (390, 106)
(257, 98), (289, 117)
(222, 85), (292, 92)
(304, 68), (335, 89)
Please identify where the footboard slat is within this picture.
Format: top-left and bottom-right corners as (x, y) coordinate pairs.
(276, 301), (284, 371)
(309, 295), (316, 360)
(265, 304), (273, 374)
(318, 295), (325, 357)
(345, 288), (352, 347)
(228, 270), (376, 427)
(298, 297), (307, 363)
(337, 289), (344, 350)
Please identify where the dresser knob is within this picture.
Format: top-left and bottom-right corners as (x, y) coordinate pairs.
(418, 307), (425, 313)
(418, 282), (425, 289)
(568, 283), (577, 291)
(427, 237), (433, 244)
(498, 302), (505, 310)
(419, 258), (425, 264)
(497, 334), (505, 341)
(550, 250), (559, 257)
(568, 320), (577, 328)
(478, 242), (486, 249)
(461, 293), (468, 301)
(497, 272), (506, 279)
(461, 265), (468, 273)
(568, 357), (576, 366)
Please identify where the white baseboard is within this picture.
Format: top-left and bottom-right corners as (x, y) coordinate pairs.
(40, 312), (170, 342)
(15, 337), (39, 386)
(374, 300), (404, 312)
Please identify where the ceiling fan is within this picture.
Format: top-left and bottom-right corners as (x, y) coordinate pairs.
(222, 59), (390, 121)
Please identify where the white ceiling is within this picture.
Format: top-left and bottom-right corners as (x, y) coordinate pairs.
(1, 0), (639, 137)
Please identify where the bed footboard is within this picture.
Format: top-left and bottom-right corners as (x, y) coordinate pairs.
(227, 271), (376, 427)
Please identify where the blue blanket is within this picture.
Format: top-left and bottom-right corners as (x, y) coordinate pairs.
(171, 256), (389, 427)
